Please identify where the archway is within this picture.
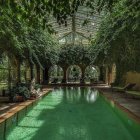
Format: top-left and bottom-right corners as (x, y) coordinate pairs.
(107, 64), (116, 85)
(48, 65), (63, 83)
(85, 66), (100, 83)
(0, 54), (17, 92)
(67, 65), (82, 83)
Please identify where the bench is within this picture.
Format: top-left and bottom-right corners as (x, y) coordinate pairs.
(111, 83), (136, 92)
(125, 91), (140, 99)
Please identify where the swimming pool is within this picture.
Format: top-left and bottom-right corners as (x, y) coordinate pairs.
(6, 87), (140, 140)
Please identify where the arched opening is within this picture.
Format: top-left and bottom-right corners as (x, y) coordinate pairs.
(48, 65), (63, 83)
(107, 64), (116, 85)
(67, 65), (82, 83)
(0, 54), (16, 95)
(85, 66), (100, 83)
(112, 64), (116, 83)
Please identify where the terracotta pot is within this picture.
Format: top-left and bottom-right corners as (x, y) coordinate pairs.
(16, 95), (24, 102)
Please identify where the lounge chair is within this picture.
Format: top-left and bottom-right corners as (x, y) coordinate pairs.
(112, 83), (136, 92)
(125, 90), (140, 99)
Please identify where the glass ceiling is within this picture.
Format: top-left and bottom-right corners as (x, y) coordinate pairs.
(48, 6), (101, 45)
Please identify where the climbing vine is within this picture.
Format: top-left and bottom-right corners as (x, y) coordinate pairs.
(91, 0), (140, 84)
(0, 0), (139, 85)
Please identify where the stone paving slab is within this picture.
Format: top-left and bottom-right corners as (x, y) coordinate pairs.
(0, 88), (52, 116)
(96, 86), (140, 118)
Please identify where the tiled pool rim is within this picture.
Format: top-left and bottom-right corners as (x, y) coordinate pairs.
(0, 89), (52, 140)
(100, 92), (140, 139)
(0, 87), (140, 140)
(100, 92), (140, 124)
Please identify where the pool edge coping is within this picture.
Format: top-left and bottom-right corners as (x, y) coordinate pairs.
(0, 88), (53, 124)
(99, 91), (140, 124)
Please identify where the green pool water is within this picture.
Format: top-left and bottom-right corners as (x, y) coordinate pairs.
(7, 87), (140, 140)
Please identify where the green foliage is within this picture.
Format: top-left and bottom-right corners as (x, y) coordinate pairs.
(0, 69), (8, 83)
(34, 84), (42, 90)
(0, 5), (60, 69)
(91, 0), (140, 65)
(11, 86), (30, 100)
(21, 27), (60, 68)
(0, 0), (118, 27)
(0, 0), (126, 71)
(91, 0), (140, 84)
(0, 0), (139, 86)
(58, 44), (92, 67)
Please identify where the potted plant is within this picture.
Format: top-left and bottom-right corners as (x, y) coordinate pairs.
(10, 86), (30, 102)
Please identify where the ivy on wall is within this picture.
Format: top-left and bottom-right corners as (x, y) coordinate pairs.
(0, 0), (139, 85)
(90, 0), (140, 84)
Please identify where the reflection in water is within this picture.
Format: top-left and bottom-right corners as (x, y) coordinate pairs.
(65, 87), (81, 103)
(51, 87), (99, 104)
(49, 88), (63, 106)
(86, 89), (98, 103)
(62, 87), (99, 103)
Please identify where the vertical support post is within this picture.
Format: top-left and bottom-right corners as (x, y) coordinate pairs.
(80, 66), (86, 83)
(30, 63), (34, 81)
(62, 66), (67, 83)
(42, 67), (49, 84)
(8, 57), (11, 90)
(105, 66), (109, 85)
(36, 66), (40, 84)
(108, 65), (113, 85)
(99, 66), (104, 82)
(16, 59), (21, 83)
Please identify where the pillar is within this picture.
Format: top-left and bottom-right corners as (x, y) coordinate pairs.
(62, 66), (67, 83)
(42, 67), (49, 84)
(36, 65), (40, 84)
(99, 66), (104, 81)
(30, 63), (34, 81)
(16, 60), (21, 83)
(80, 66), (86, 83)
(105, 66), (109, 85)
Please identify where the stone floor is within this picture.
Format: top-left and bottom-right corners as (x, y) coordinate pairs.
(95, 85), (140, 118)
(0, 88), (52, 116)
(0, 97), (17, 115)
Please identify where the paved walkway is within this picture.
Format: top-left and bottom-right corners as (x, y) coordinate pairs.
(0, 97), (17, 115)
(0, 88), (52, 116)
(95, 86), (140, 118)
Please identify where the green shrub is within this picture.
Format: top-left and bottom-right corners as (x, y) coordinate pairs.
(34, 84), (42, 90)
(11, 86), (30, 100)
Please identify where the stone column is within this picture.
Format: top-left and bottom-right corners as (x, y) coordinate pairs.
(36, 65), (40, 84)
(30, 63), (34, 81)
(62, 66), (68, 83)
(108, 65), (113, 85)
(99, 66), (104, 81)
(42, 67), (49, 84)
(105, 66), (109, 85)
(80, 66), (86, 83)
(16, 60), (21, 83)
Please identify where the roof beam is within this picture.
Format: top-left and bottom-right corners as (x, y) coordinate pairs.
(58, 32), (72, 40)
